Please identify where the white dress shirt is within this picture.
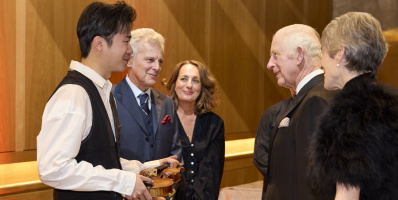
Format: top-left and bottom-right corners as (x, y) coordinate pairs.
(296, 69), (324, 94)
(37, 60), (159, 195)
(126, 75), (152, 110)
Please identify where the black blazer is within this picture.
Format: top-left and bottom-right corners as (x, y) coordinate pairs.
(265, 74), (335, 200)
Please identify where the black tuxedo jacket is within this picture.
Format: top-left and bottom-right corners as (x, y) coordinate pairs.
(265, 74), (335, 200)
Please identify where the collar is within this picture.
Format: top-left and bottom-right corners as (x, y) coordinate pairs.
(70, 60), (112, 91)
(296, 69), (324, 94)
(125, 75), (151, 98)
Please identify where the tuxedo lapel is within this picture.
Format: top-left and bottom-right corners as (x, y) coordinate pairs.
(267, 74), (324, 180)
(275, 74), (324, 125)
(115, 78), (148, 135)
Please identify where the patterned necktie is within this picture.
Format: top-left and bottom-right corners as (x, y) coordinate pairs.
(139, 93), (150, 115)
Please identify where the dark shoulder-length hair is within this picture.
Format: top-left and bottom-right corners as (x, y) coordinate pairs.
(166, 60), (219, 116)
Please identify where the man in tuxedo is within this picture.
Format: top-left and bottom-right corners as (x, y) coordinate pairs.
(264, 24), (335, 200)
(113, 28), (182, 163)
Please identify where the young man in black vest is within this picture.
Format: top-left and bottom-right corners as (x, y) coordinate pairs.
(37, 2), (177, 200)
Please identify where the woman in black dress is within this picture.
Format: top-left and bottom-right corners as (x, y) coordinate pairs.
(166, 60), (225, 200)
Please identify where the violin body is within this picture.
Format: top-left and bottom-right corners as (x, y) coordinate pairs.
(147, 176), (174, 197)
(160, 167), (184, 183)
(141, 163), (184, 198)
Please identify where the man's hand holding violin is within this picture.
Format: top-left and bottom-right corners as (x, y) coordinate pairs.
(125, 155), (180, 200)
(159, 155), (179, 168)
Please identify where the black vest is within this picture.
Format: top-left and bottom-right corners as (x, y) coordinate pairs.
(51, 70), (122, 200)
(139, 100), (155, 161)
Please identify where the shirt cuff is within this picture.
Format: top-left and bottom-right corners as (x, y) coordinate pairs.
(143, 160), (161, 169)
(113, 171), (136, 196)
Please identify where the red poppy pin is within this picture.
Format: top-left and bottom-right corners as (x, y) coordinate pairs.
(161, 115), (172, 124)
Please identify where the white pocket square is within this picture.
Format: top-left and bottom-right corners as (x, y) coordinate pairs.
(278, 117), (290, 128)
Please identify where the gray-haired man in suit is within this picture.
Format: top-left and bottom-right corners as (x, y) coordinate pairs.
(113, 28), (182, 164)
(264, 24), (335, 200)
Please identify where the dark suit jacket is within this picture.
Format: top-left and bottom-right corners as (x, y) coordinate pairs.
(253, 97), (292, 200)
(112, 77), (182, 163)
(265, 74), (335, 200)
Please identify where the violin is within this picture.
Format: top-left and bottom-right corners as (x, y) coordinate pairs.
(145, 176), (174, 197)
(159, 163), (185, 183)
(141, 163), (185, 198)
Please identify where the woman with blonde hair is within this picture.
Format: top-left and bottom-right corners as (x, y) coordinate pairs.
(308, 12), (398, 200)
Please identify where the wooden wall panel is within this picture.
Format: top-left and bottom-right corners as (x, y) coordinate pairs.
(332, 0), (398, 30)
(24, 0), (118, 150)
(220, 155), (262, 188)
(379, 38), (398, 88)
(25, 0), (78, 150)
(0, 1), (16, 152)
(209, 0), (267, 138)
